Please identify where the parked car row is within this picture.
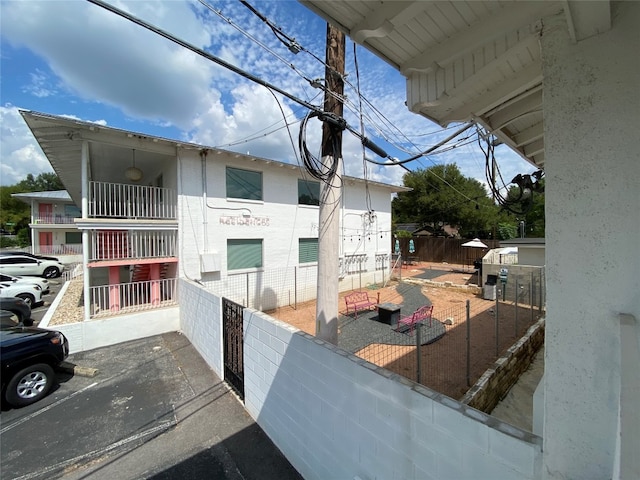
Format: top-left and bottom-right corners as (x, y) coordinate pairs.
(0, 252), (65, 279)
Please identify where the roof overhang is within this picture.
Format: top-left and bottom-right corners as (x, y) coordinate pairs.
(300, 0), (611, 171)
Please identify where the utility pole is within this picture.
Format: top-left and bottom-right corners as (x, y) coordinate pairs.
(315, 23), (345, 345)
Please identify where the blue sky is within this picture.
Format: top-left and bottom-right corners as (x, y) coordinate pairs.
(0, 0), (534, 190)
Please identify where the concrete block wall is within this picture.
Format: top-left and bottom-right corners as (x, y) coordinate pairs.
(462, 319), (545, 413)
(177, 279), (542, 478)
(243, 308), (542, 480)
(178, 279), (223, 376)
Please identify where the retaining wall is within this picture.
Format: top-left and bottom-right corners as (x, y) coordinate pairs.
(461, 319), (545, 413)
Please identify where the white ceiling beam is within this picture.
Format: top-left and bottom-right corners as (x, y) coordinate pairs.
(486, 90), (543, 131)
(513, 123), (544, 147)
(351, 1), (424, 43)
(523, 138), (544, 157)
(563, 0), (611, 43)
(400, 1), (562, 74)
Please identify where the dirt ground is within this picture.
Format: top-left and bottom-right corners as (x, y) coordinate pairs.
(267, 262), (542, 401)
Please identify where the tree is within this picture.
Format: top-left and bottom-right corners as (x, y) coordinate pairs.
(16, 173), (63, 191)
(502, 178), (545, 237)
(392, 164), (505, 238)
(0, 172), (64, 238)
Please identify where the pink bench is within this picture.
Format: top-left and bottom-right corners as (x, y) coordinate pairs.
(344, 291), (378, 318)
(396, 305), (433, 335)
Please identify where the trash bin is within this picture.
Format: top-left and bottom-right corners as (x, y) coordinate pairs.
(483, 274), (497, 300)
(483, 284), (496, 300)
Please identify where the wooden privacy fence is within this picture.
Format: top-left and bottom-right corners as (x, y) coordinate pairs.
(394, 237), (500, 264)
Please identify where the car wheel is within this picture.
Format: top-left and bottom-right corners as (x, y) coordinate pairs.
(43, 267), (60, 279)
(5, 363), (55, 407)
(16, 293), (35, 308)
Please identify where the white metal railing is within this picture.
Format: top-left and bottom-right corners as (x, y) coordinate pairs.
(33, 214), (76, 225)
(89, 230), (177, 261)
(90, 278), (177, 317)
(89, 181), (176, 219)
(36, 244), (83, 255)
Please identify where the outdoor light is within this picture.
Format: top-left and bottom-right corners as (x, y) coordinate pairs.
(125, 149), (143, 182)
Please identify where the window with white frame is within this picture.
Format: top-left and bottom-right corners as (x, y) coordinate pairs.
(298, 179), (320, 206)
(227, 239), (263, 270)
(226, 167), (263, 201)
(299, 238), (318, 263)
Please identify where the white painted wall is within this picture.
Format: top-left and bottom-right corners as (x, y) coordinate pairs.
(178, 279), (542, 479)
(40, 283), (180, 355)
(177, 150), (397, 308)
(541, 4), (640, 479)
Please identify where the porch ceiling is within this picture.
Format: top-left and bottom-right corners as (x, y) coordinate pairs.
(20, 111), (181, 206)
(300, 0), (611, 170)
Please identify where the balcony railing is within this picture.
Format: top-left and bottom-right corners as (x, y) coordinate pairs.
(89, 230), (177, 261)
(33, 214), (77, 225)
(90, 278), (177, 317)
(89, 181), (177, 220)
(36, 244), (83, 255)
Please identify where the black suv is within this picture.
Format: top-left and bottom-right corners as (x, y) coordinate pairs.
(1, 321), (69, 407)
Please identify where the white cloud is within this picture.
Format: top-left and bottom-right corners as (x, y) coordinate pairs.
(0, 105), (53, 185)
(0, 0), (534, 191)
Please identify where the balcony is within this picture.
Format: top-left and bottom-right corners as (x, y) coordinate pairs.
(89, 230), (177, 262)
(89, 181), (176, 220)
(90, 278), (178, 317)
(37, 244), (83, 256)
(33, 214), (77, 225)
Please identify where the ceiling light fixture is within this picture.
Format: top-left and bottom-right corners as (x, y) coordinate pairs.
(125, 149), (143, 182)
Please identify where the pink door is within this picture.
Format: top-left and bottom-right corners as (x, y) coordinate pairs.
(39, 232), (53, 254)
(39, 203), (53, 223)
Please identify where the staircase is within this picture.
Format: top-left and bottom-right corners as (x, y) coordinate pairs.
(131, 262), (169, 282)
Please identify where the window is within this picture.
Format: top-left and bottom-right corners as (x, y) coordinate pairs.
(65, 232), (82, 244)
(298, 179), (320, 206)
(299, 238), (318, 264)
(226, 167), (263, 201)
(227, 239), (263, 270)
(64, 205), (81, 217)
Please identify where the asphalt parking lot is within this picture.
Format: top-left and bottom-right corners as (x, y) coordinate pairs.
(0, 332), (301, 480)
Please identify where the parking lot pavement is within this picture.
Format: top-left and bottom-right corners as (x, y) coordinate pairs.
(0, 332), (302, 480)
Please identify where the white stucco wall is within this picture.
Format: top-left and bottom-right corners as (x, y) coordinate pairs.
(178, 279), (542, 479)
(541, 4), (640, 479)
(177, 150), (397, 300)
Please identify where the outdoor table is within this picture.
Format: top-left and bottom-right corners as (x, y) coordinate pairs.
(377, 302), (401, 327)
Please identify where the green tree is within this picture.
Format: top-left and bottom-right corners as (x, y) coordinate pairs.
(502, 178), (545, 237)
(16, 172), (63, 191)
(392, 164), (504, 238)
(0, 172), (64, 238)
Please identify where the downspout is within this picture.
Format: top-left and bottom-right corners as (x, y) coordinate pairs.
(200, 149), (208, 251)
(81, 140), (91, 321)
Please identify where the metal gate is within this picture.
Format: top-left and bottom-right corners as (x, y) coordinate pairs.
(222, 297), (244, 400)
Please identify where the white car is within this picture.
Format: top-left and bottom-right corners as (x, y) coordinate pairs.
(0, 273), (50, 294)
(0, 255), (64, 279)
(0, 282), (43, 308)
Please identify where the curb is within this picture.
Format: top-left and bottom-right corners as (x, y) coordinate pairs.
(59, 361), (99, 377)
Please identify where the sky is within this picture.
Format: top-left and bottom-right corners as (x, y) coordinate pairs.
(0, 0), (535, 192)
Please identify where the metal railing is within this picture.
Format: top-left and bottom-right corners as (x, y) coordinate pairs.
(89, 230), (177, 261)
(33, 214), (76, 225)
(36, 244), (83, 255)
(89, 181), (177, 219)
(90, 277), (178, 317)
